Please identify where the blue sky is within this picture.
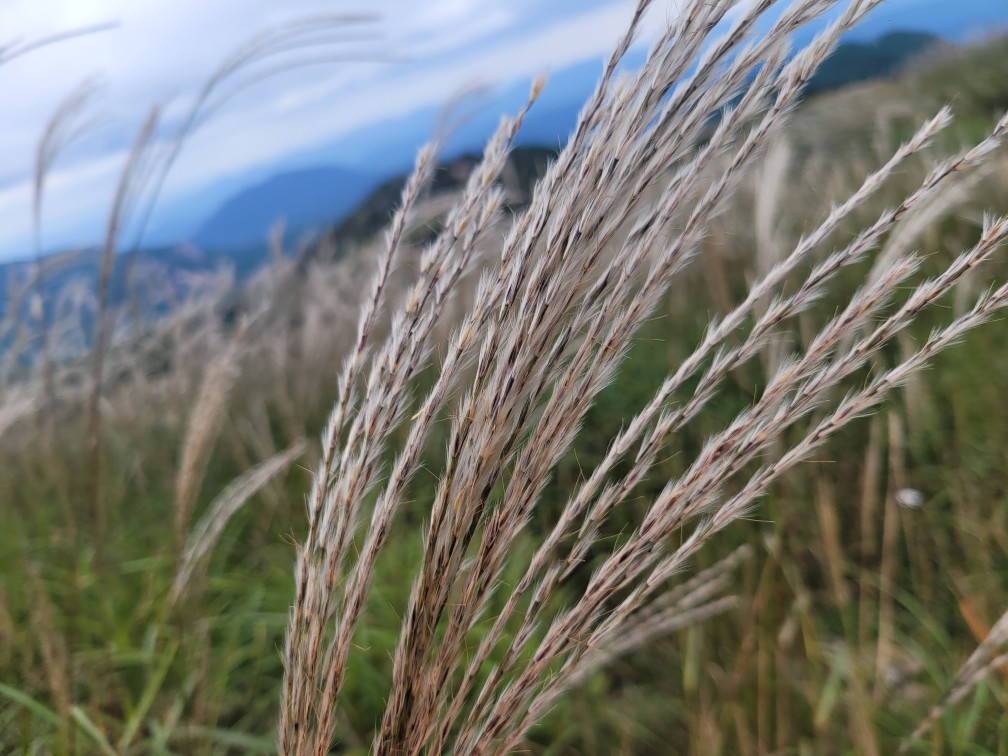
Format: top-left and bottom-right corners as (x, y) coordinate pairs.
(0, 0), (1004, 261)
(0, 0), (653, 260)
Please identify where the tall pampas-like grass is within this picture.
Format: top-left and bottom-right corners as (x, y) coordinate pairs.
(279, 0), (1008, 753)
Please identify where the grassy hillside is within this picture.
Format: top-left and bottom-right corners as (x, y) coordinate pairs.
(1, 18), (1007, 756)
(804, 30), (943, 95)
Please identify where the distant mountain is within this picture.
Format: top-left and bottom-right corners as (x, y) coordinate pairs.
(148, 10), (999, 258)
(0, 146), (560, 361)
(805, 31), (943, 95)
(307, 146), (559, 266)
(189, 28), (949, 258)
(191, 166), (383, 250)
(842, 0), (1008, 43)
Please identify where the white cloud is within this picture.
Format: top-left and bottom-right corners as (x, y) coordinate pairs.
(0, 0), (654, 259)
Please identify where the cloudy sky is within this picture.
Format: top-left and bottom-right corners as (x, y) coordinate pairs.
(0, 0), (671, 260)
(0, 0), (1002, 262)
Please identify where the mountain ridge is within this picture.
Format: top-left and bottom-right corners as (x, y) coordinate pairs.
(191, 165), (383, 250)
